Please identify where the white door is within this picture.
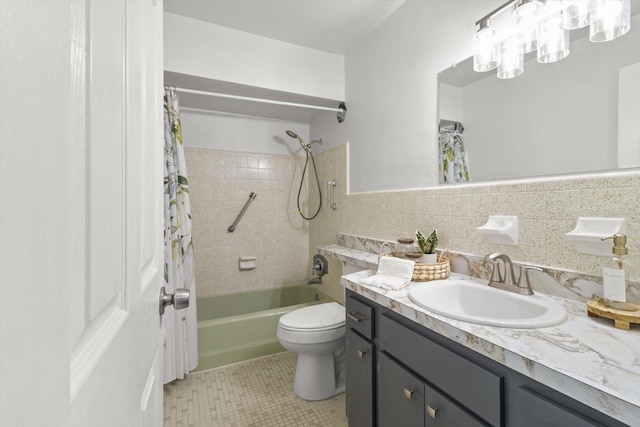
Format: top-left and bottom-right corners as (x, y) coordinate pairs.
(0, 1), (167, 426)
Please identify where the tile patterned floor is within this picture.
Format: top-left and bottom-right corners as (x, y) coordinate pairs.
(164, 352), (348, 426)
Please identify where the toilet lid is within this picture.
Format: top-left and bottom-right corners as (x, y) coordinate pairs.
(279, 302), (345, 331)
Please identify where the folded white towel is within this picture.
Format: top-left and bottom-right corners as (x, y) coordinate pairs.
(358, 256), (415, 290)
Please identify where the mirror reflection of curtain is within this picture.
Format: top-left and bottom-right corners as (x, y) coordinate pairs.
(439, 124), (470, 184)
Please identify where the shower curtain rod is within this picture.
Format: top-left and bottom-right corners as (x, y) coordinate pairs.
(172, 87), (345, 113)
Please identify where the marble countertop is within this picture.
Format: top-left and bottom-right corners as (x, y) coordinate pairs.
(318, 244), (380, 270)
(341, 269), (640, 426)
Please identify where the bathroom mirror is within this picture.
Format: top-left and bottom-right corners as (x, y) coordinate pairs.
(438, 13), (640, 184)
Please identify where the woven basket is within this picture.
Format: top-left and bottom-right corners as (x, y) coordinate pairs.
(379, 242), (450, 282)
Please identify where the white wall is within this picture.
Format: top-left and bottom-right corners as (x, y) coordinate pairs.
(312, 1), (502, 192)
(164, 12), (345, 101)
(180, 109), (310, 156)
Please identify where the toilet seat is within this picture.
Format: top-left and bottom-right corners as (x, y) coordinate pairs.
(279, 302), (345, 332)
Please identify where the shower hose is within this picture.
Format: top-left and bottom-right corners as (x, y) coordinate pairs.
(297, 146), (322, 220)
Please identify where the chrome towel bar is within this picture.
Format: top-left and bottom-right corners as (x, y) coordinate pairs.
(327, 179), (337, 210)
(227, 192), (257, 233)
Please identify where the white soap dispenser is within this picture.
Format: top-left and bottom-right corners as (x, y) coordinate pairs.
(601, 234), (639, 311)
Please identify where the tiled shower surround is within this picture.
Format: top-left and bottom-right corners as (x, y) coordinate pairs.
(309, 143), (640, 305)
(185, 148), (311, 297)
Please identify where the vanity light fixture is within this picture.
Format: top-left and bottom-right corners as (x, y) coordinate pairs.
(538, 1), (570, 64)
(497, 38), (524, 78)
(513, 0), (543, 53)
(590, 0), (631, 41)
(474, 0), (631, 78)
(563, 0), (596, 29)
(473, 19), (501, 72)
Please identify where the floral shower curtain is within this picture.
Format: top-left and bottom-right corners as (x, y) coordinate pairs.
(439, 128), (471, 184)
(163, 88), (198, 383)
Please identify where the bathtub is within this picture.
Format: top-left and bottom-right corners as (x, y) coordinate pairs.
(194, 285), (336, 372)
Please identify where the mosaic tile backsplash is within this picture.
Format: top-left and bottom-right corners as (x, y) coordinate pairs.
(308, 143), (640, 305)
(186, 148), (311, 297)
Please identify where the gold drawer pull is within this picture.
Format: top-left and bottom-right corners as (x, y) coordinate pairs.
(427, 405), (438, 419)
(357, 350), (366, 358)
(403, 388), (414, 400)
(347, 312), (365, 322)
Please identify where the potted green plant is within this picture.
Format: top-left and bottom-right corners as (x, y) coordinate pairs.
(416, 229), (438, 264)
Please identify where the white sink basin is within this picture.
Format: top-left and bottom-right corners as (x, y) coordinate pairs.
(408, 279), (568, 328)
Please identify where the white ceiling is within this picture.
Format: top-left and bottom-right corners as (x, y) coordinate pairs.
(163, 0), (406, 55)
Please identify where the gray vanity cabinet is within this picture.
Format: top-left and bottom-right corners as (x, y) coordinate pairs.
(345, 289), (629, 427)
(346, 295), (376, 427)
(378, 352), (488, 427)
(513, 386), (611, 427)
(346, 329), (375, 427)
(379, 313), (500, 426)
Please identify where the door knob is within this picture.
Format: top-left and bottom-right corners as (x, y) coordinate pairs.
(159, 286), (190, 315)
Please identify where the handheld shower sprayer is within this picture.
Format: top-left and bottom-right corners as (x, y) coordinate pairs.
(285, 130), (323, 220)
(285, 130), (322, 152)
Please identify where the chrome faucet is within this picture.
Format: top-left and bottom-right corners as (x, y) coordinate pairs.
(485, 253), (542, 296)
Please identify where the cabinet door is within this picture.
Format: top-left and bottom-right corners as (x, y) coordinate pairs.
(346, 329), (375, 427)
(514, 387), (608, 427)
(378, 353), (424, 427)
(379, 314), (503, 426)
(424, 382), (489, 427)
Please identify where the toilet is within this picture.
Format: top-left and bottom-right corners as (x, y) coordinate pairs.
(277, 302), (346, 401)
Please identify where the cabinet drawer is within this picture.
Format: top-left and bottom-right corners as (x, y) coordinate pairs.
(378, 352), (424, 427)
(346, 295), (374, 339)
(346, 329), (375, 427)
(514, 386), (606, 427)
(379, 314), (503, 426)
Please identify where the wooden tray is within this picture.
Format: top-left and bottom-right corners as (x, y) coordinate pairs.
(586, 298), (640, 330)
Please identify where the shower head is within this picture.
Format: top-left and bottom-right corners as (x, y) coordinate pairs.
(285, 130), (309, 152)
